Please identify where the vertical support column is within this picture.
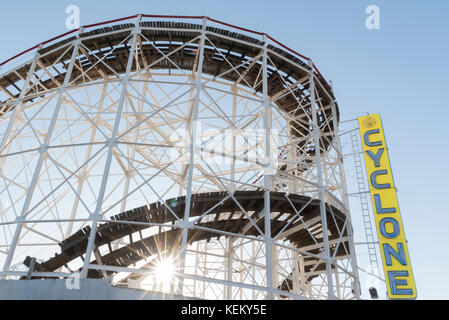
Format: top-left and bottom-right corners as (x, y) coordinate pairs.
(292, 254), (300, 295)
(299, 255), (306, 296)
(178, 17), (207, 293)
(226, 237), (234, 299)
(193, 241), (199, 297)
(1, 38), (81, 280)
(287, 122), (296, 193)
(81, 15), (141, 278)
(308, 60), (335, 299)
(334, 267), (342, 299)
(230, 85), (237, 193)
(262, 35), (274, 300)
(240, 243), (244, 300)
(331, 102), (361, 299)
(271, 244), (278, 294)
(202, 243), (207, 298)
(252, 241), (256, 299)
(292, 253), (306, 297)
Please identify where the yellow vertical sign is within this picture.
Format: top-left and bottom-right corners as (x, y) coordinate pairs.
(358, 114), (417, 299)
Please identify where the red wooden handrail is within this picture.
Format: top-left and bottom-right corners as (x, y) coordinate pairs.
(83, 14), (138, 28)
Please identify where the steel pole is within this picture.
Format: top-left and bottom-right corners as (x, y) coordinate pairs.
(308, 60), (335, 299)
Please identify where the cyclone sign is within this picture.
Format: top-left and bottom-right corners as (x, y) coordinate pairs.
(358, 114), (417, 299)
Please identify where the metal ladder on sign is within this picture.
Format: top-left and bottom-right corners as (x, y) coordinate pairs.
(351, 130), (380, 277)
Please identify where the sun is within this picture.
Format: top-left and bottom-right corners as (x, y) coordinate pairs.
(154, 256), (176, 287)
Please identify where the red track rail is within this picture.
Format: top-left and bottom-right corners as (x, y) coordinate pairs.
(0, 14), (328, 83)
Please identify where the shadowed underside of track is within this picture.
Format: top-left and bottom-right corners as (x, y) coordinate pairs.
(25, 191), (350, 283)
(0, 21), (338, 157)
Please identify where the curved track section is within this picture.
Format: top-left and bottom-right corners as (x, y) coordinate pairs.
(0, 21), (337, 155)
(26, 191), (349, 280)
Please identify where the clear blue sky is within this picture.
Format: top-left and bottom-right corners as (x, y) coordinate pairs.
(0, 0), (447, 299)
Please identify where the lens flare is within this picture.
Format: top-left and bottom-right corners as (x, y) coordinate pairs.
(154, 257), (175, 286)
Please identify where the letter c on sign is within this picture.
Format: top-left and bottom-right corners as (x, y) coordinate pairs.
(363, 129), (382, 147)
(379, 217), (400, 238)
(370, 170), (391, 189)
